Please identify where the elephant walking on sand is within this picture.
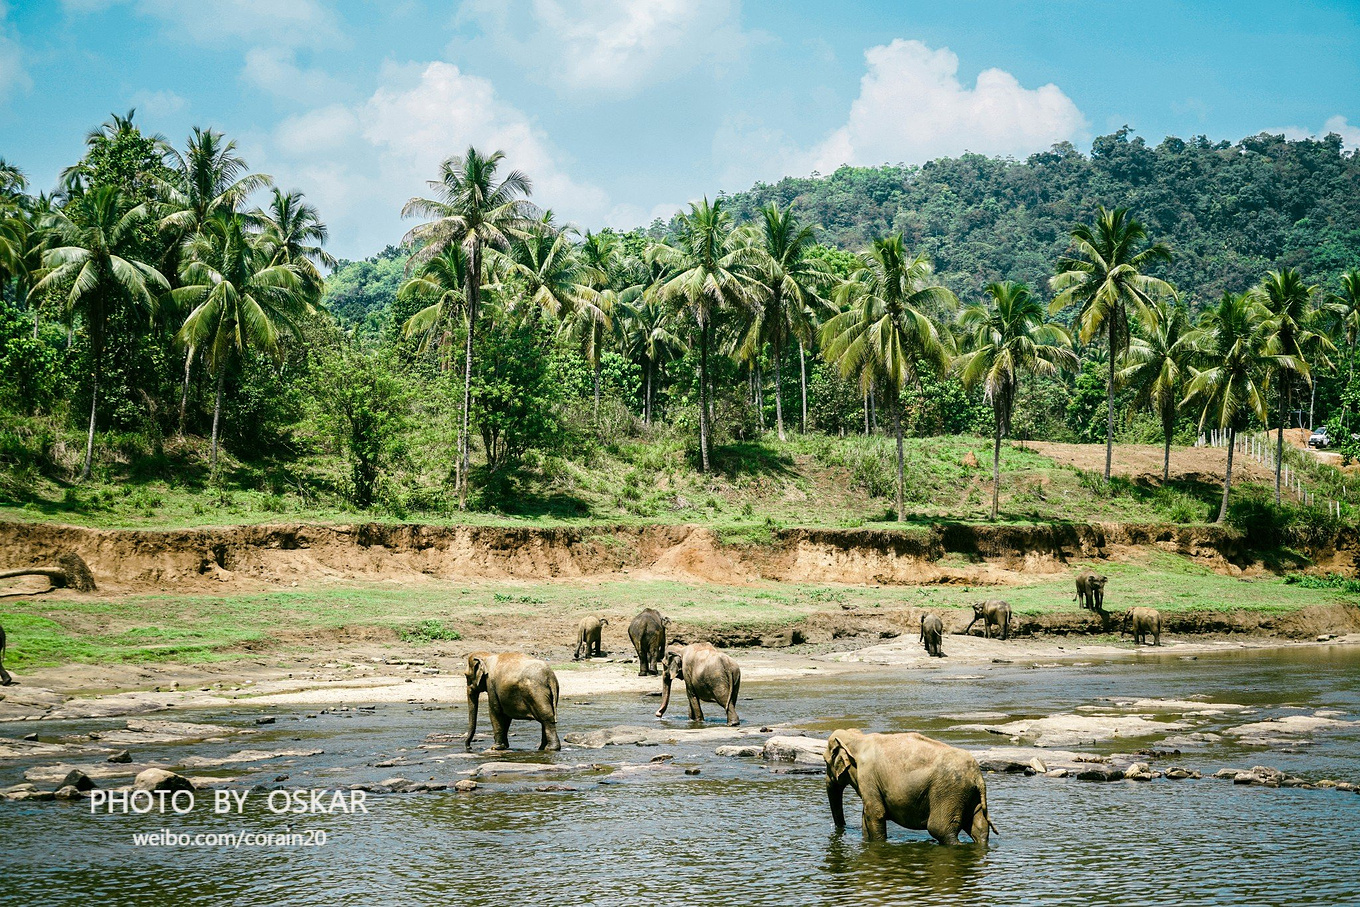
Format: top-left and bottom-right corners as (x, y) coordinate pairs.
(629, 609), (669, 676)
(963, 600), (1012, 640)
(464, 652), (560, 751)
(1122, 607), (1162, 646)
(656, 643), (741, 726)
(920, 614), (946, 657)
(574, 616), (608, 660)
(1074, 571), (1108, 612)
(825, 729), (996, 845)
(0, 623), (12, 686)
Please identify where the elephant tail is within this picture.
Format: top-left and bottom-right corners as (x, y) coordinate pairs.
(980, 786), (999, 836)
(727, 672), (741, 710)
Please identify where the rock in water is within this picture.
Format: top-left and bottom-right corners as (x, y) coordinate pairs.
(106, 750), (132, 764)
(58, 769), (96, 792)
(133, 769), (194, 793)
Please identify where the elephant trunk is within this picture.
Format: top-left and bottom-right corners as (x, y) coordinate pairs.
(465, 690), (481, 751)
(827, 775), (848, 828)
(656, 673), (673, 717)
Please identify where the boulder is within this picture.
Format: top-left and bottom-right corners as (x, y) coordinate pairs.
(761, 736), (827, 765)
(106, 750), (132, 764)
(53, 785), (82, 800)
(453, 779), (478, 793)
(58, 769), (96, 792)
(714, 745), (763, 758)
(133, 768), (194, 793)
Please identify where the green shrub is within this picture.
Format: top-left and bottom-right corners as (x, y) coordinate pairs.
(399, 620), (462, 643)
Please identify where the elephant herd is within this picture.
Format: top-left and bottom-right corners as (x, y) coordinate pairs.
(917, 572), (1161, 657)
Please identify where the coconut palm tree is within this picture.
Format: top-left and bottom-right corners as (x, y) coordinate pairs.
(1327, 269), (1360, 383)
(1050, 207), (1173, 483)
(822, 235), (956, 522)
(401, 147), (534, 500)
(956, 281), (1076, 519)
(739, 203), (833, 441)
(1117, 295), (1199, 482)
(618, 292), (686, 426)
(256, 188), (335, 299)
(172, 213), (310, 470)
(399, 243), (470, 370)
(29, 186), (168, 479)
(649, 198), (753, 471)
(1183, 291), (1271, 523)
(1252, 268), (1326, 504)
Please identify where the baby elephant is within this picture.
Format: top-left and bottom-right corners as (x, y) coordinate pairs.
(656, 642), (741, 726)
(1122, 607), (1162, 646)
(920, 613), (945, 657)
(1074, 571), (1108, 612)
(573, 616), (608, 660)
(464, 651), (560, 751)
(825, 729), (996, 844)
(0, 622), (12, 686)
(963, 600), (1011, 640)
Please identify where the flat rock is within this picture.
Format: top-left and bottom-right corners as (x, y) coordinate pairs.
(563, 725), (764, 748)
(1225, 714), (1358, 739)
(762, 736), (827, 765)
(714, 745), (763, 758)
(178, 748), (322, 768)
(473, 762), (579, 778)
(1104, 698), (1248, 712)
(44, 697), (171, 720)
(957, 713), (1184, 748)
(25, 762), (164, 783)
(0, 738), (91, 761)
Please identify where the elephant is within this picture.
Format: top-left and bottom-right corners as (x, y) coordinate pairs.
(656, 642), (741, 726)
(1122, 607), (1162, 646)
(629, 608), (670, 676)
(0, 623), (12, 686)
(825, 729), (996, 845)
(963, 600), (1011, 640)
(573, 616), (608, 660)
(920, 613), (945, 658)
(1074, 571), (1108, 612)
(464, 652), (560, 752)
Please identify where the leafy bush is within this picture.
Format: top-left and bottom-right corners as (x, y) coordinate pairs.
(399, 620), (462, 643)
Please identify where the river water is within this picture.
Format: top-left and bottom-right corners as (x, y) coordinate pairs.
(2, 647), (1359, 906)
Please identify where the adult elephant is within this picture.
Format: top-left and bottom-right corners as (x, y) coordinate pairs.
(963, 600), (1011, 640)
(825, 729), (996, 845)
(656, 643), (741, 726)
(629, 609), (669, 676)
(920, 613), (945, 658)
(1074, 571), (1108, 612)
(1122, 607), (1162, 646)
(574, 616), (608, 660)
(464, 652), (560, 751)
(0, 623), (12, 686)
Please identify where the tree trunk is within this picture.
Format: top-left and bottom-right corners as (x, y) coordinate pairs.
(698, 317), (710, 472)
(593, 356), (601, 421)
(894, 398), (905, 523)
(799, 342), (808, 432)
(1163, 433), (1172, 484)
(81, 358), (99, 481)
(1105, 320), (1115, 483)
(460, 242), (481, 506)
(1217, 425), (1236, 523)
(774, 337), (786, 441)
(209, 367), (226, 471)
(644, 361), (653, 427)
(755, 361), (765, 429)
(177, 349), (193, 437)
(991, 412), (1002, 521)
(1275, 379), (1286, 505)
(863, 389), (870, 436)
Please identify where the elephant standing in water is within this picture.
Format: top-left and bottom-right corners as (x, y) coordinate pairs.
(1074, 571), (1108, 612)
(825, 729), (996, 845)
(656, 643), (741, 726)
(574, 616), (608, 660)
(920, 614), (946, 657)
(464, 652), (560, 751)
(0, 623), (12, 686)
(629, 609), (669, 676)
(963, 600), (1012, 640)
(1122, 607), (1162, 646)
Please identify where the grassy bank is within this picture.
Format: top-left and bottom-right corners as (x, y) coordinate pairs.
(2, 552), (1354, 672)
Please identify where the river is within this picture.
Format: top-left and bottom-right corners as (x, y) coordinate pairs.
(2, 646), (1358, 906)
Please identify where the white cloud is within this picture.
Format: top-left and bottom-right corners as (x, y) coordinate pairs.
(1265, 116), (1360, 151)
(129, 88), (186, 117)
(0, 1), (31, 103)
(242, 47), (342, 101)
(262, 61), (611, 257)
(458, 0), (749, 98)
(806, 39), (1087, 172)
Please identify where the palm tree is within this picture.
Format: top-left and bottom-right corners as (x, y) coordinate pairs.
(956, 281), (1076, 519)
(618, 292), (686, 426)
(29, 186), (168, 479)
(1252, 268), (1324, 504)
(256, 188), (335, 299)
(402, 147), (534, 501)
(649, 198), (753, 471)
(822, 235), (956, 521)
(1183, 292), (1271, 523)
(1117, 295), (1198, 482)
(172, 214), (310, 470)
(399, 243), (470, 371)
(1327, 269), (1360, 383)
(740, 203), (833, 441)
(1050, 207), (1173, 482)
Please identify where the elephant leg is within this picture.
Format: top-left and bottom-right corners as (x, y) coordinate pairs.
(686, 690), (703, 722)
(539, 716), (561, 751)
(1001, 621), (1009, 641)
(861, 804), (888, 842)
(723, 688), (740, 727)
(489, 710), (510, 750)
(928, 812), (963, 846)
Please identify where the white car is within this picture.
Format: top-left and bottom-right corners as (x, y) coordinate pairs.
(1308, 428), (1330, 449)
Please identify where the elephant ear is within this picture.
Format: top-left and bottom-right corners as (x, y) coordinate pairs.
(826, 732), (856, 779)
(466, 655), (488, 691)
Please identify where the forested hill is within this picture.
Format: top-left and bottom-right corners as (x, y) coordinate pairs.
(719, 129), (1360, 305)
(325, 129), (1360, 326)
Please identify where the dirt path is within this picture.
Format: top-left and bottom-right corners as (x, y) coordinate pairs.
(1022, 441), (1275, 483)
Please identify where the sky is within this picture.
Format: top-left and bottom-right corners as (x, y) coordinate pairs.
(0, 0), (1358, 260)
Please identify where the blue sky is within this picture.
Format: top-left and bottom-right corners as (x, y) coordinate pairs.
(1, 0), (1357, 259)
